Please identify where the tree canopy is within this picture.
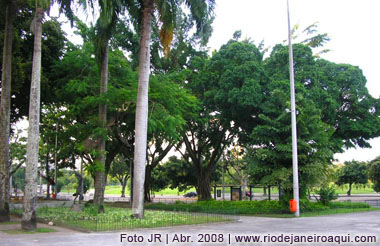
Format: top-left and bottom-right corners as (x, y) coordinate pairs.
(2, 4), (380, 219)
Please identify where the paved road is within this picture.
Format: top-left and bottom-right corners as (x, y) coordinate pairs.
(1, 211), (380, 246)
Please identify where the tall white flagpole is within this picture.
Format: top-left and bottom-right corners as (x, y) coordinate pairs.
(287, 0), (300, 217)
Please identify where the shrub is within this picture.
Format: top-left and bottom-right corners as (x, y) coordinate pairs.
(300, 199), (329, 211)
(56, 179), (64, 194)
(147, 200), (286, 214)
(315, 185), (338, 205)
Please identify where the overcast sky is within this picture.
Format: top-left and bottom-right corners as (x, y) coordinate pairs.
(206, 0), (380, 163)
(52, 0), (380, 163)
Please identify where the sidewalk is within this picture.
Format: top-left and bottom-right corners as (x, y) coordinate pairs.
(1, 211), (379, 246)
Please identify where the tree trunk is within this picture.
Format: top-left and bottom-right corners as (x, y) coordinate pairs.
(132, 0), (153, 219)
(241, 176), (248, 200)
(121, 175), (128, 198)
(144, 166), (152, 202)
(9, 176), (12, 199)
(197, 170), (212, 200)
(93, 44), (109, 212)
(22, 7), (43, 231)
(347, 183), (352, 196)
(0, 0), (15, 223)
(130, 158), (133, 205)
(45, 152), (50, 199)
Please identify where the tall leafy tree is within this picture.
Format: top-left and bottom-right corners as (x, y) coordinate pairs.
(49, 24), (197, 206)
(264, 43), (380, 153)
(144, 73), (198, 201)
(131, 0), (215, 218)
(179, 40), (265, 200)
(246, 79), (333, 197)
(109, 154), (130, 197)
(369, 156), (380, 193)
(0, 0), (16, 222)
(259, 42), (380, 197)
(336, 160), (368, 196)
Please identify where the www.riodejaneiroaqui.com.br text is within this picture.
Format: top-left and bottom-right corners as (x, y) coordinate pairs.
(120, 232), (377, 245)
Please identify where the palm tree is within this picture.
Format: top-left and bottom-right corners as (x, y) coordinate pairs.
(22, 3), (45, 230)
(92, 0), (121, 212)
(22, 0), (74, 230)
(132, 0), (215, 219)
(0, 0), (16, 223)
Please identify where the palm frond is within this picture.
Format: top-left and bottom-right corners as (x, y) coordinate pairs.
(184, 0), (215, 44)
(156, 0), (177, 58)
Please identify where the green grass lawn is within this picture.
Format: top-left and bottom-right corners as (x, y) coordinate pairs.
(331, 186), (377, 195)
(11, 205), (233, 232)
(0, 221), (19, 225)
(1, 228), (57, 234)
(103, 186), (198, 196)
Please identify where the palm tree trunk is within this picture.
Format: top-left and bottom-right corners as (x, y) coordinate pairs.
(93, 44), (109, 212)
(22, 7), (44, 231)
(0, 0), (15, 223)
(132, 0), (153, 219)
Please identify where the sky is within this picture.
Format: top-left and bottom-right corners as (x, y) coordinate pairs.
(50, 0), (380, 163)
(205, 0), (380, 163)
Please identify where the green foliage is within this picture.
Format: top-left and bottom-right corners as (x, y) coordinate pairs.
(55, 179), (64, 194)
(72, 176), (91, 194)
(146, 199), (372, 215)
(9, 134), (27, 171)
(12, 167), (25, 192)
(0, 8), (68, 122)
(264, 43), (380, 151)
(315, 185), (338, 205)
(147, 200), (285, 214)
(5, 7), (379, 209)
(50, 25), (197, 180)
(109, 155), (130, 180)
(369, 156), (380, 192)
(162, 156), (220, 192)
(243, 40), (380, 191)
(150, 164), (169, 192)
(58, 170), (93, 193)
(336, 161), (368, 190)
(163, 156), (198, 192)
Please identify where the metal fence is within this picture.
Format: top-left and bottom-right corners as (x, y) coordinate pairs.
(11, 206), (239, 232)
